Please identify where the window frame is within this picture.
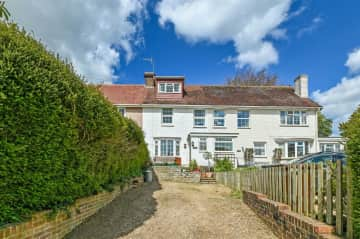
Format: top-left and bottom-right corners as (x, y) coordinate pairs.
(281, 141), (309, 158)
(280, 111), (307, 126)
(254, 142), (266, 157)
(158, 82), (181, 93)
(118, 107), (126, 117)
(193, 109), (206, 127)
(199, 137), (207, 151)
(161, 108), (173, 125)
(215, 137), (233, 152)
(237, 111), (250, 128)
(213, 110), (225, 127)
(156, 139), (180, 157)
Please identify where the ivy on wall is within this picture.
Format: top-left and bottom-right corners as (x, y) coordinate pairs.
(0, 22), (149, 225)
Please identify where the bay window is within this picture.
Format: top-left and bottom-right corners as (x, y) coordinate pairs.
(155, 139), (180, 157)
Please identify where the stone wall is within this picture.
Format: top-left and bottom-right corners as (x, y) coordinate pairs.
(243, 190), (340, 239)
(0, 177), (143, 239)
(153, 166), (200, 183)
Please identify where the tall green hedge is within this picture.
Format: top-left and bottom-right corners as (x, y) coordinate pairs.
(0, 22), (149, 225)
(341, 106), (360, 238)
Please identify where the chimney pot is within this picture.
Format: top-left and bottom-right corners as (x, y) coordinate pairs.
(294, 74), (308, 98)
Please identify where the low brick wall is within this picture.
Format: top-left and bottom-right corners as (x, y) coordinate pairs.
(153, 166), (200, 183)
(0, 177), (143, 239)
(243, 190), (340, 239)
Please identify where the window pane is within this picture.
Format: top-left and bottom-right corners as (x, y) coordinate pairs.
(254, 142), (265, 156)
(294, 111), (300, 125)
(214, 110), (225, 117)
(174, 83), (180, 92)
(176, 140), (180, 156)
(155, 141), (158, 156)
(162, 116), (172, 124)
(288, 142), (295, 157)
(199, 138), (207, 151)
(214, 119), (225, 126)
(280, 111), (286, 124)
(166, 83), (173, 93)
(287, 111), (293, 125)
(194, 110), (205, 117)
(301, 111), (307, 124)
(160, 140), (166, 156)
(167, 140), (173, 156)
(159, 83), (165, 92)
(335, 144), (340, 152)
(215, 138), (233, 151)
(237, 111), (249, 118)
(238, 119), (249, 128)
(162, 108), (173, 115)
(118, 108), (125, 116)
(194, 118), (205, 126)
(297, 141), (304, 156)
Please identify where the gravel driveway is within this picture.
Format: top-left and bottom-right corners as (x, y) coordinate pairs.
(66, 179), (277, 239)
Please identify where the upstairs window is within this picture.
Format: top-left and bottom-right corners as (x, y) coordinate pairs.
(162, 108), (173, 124)
(280, 111), (307, 126)
(118, 107), (126, 116)
(194, 110), (206, 127)
(237, 111), (249, 128)
(158, 83), (181, 93)
(213, 110), (225, 127)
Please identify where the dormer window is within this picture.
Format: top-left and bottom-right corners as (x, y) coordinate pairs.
(158, 82), (181, 93)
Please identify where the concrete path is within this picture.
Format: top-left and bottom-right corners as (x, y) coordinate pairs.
(66, 180), (277, 239)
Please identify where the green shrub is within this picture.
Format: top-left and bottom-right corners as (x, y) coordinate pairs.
(214, 158), (233, 172)
(189, 159), (198, 171)
(0, 22), (149, 225)
(341, 106), (360, 238)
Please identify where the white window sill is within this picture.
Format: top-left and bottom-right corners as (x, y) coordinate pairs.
(280, 124), (309, 127)
(161, 124), (174, 127)
(213, 126), (226, 129)
(193, 126), (207, 128)
(238, 127), (251, 129)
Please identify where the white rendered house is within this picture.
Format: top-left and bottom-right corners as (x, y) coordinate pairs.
(100, 72), (321, 166)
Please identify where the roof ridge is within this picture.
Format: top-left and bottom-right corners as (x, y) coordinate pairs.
(186, 84), (293, 89)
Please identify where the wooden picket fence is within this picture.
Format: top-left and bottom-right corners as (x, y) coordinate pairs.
(216, 160), (351, 238)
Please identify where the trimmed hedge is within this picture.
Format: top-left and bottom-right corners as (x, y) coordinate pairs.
(341, 106), (360, 238)
(0, 22), (149, 225)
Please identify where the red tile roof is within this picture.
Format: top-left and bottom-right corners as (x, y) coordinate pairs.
(99, 84), (320, 108)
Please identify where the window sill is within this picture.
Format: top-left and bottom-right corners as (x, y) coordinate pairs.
(193, 126), (207, 128)
(213, 126), (226, 129)
(254, 156), (267, 158)
(238, 127), (251, 129)
(161, 124), (174, 127)
(280, 125), (309, 127)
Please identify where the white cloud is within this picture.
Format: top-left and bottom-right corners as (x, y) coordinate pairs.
(7, 0), (147, 83)
(269, 28), (287, 40)
(312, 49), (360, 135)
(297, 16), (323, 38)
(345, 48), (360, 74)
(156, 0), (292, 69)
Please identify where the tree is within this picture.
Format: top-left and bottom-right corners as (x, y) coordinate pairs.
(0, 1), (10, 21)
(340, 106), (360, 238)
(318, 111), (333, 137)
(226, 67), (277, 86)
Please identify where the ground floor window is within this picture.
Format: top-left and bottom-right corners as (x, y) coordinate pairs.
(155, 139), (180, 156)
(279, 141), (309, 158)
(254, 142), (266, 157)
(215, 137), (233, 151)
(199, 137), (207, 151)
(320, 143), (341, 152)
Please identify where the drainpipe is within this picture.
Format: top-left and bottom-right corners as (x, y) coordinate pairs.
(187, 134), (192, 166)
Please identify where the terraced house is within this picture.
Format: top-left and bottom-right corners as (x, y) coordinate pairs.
(100, 72), (322, 167)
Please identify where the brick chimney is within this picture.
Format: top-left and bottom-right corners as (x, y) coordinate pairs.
(294, 74), (308, 98)
(144, 72), (155, 87)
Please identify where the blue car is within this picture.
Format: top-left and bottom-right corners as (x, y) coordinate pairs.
(293, 152), (346, 165)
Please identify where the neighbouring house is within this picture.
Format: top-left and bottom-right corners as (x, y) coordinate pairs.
(317, 137), (345, 153)
(100, 72), (322, 167)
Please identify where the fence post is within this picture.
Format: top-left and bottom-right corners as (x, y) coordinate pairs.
(318, 162), (324, 222)
(347, 164), (353, 239)
(310, 163), (316, 219)
(304, 163), (309, 216)
(326, 161), (333, 225)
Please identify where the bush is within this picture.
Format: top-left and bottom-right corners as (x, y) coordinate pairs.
(214, 158), (233, 172)
(189, 159), (198, 171)
(340, 106), (360, 237)
(0, 22), (149, 225)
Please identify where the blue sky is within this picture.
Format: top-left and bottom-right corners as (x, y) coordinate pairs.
(6, 0), (360, 134)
